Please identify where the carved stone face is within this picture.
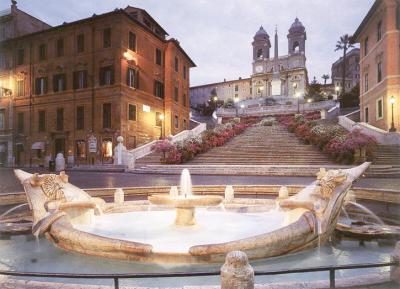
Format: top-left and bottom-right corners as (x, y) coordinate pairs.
(30, 172), (69, 202)
(318, 170), (347, 199)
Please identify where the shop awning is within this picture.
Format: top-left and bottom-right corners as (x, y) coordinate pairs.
(31, 142), (45, 150)
(0, 144), (6, 153)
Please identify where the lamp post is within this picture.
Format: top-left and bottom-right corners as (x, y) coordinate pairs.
(234, 97), (239, 117)
(335, 86), (340, 101)
(389, 96), (397, 132)
(296, 92), (300, 114)
(159, 113), (165, 139)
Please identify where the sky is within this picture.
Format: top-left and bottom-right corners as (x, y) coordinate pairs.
(1, 0), (374, 86)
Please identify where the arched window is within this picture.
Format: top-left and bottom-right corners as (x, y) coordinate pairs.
(257, 48), (263, 58)
(292, 41), (300, 53)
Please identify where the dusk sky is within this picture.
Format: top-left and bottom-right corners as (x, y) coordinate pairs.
(1, 0), (374, 86)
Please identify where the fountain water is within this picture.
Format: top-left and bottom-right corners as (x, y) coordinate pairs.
(346, 201), (385, 225)
(180, 169), (192, 197)
(0, 203), (29, 219)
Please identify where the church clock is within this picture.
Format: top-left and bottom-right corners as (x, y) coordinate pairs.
(255, 65), (263, 73)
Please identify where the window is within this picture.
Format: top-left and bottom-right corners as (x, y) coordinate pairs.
(377, 21), (382, 42)
(155, 112), (162, 127)
(365, 107), (369, 123)
(183, 65), (187, 80)
(17, 49), (24, 65)
(235, 85), (239, 92)
(77, 34), (84, 53)
(35, 77), (48, 95)
(15, 111), (24, 133)
(129, 32), (136, 51)
(56, 38), (64, 57)
(16, 80), (24, 96)
(364, 73), (369, 92)
(56, 108), (64, 131)
(182, 93), (187, 107)
(183, 119), (187, 130)
(76, 106), (84, 130)
(377, 98), (383, 119)
(39, 44), (46, 61)
(174, 86), (179, 102)
(0, 109), (4, 129)
(103, 28), (111, 48)
(102, 103), (111, 129)
(128, 104), (136, 121)
(38, 110), (46, 132)
(257, 48), (263, 58)
(174, 57), (179, 72)
(100, 66), (114, 86)
(174, 115), (179, 128)
(377, 62), (382, 83)
(73, 70), (87, 89)
(76, 140), (86, 158)
(154, 80), (164, 98)
(155, 48), (162, 65)
(53, 74), (67, 92)
(364, 37), (368, 56)
(127, 67), (138, 88)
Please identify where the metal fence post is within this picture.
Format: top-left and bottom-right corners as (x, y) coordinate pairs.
(114, 277), (119, 289)
(329, 269), (335, 288)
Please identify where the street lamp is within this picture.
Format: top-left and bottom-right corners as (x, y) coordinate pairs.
(389, 96), (397, 132)
(159, 113), (165, 139)
(335, 86), (340, 100)
(234, 97), (240, 116)
(296, 92), (301, 114)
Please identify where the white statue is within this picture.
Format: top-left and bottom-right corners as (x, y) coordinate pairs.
(225, 185), (235, 202)
(55, 153), (65, 172)
(114, 188), (124, 205)
(114, 136), (126, 165)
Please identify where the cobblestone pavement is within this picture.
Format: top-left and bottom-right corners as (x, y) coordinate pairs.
(1, 168), (399, 194)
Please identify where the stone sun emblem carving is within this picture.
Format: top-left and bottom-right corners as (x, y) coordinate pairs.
(316, 168), (347, 199)
(30, 172), (68, 201)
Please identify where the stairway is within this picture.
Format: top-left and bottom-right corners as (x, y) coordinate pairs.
(367, 145), (400, 178)
(188, 125), (334, 165)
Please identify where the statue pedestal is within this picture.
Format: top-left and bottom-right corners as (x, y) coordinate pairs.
(175, 207), (196, 226)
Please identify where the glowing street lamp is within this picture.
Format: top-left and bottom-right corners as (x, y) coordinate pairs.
(213, 96), (218, 102)
(389, 96), (397, 132)
(159, 113), (165, 139)
(335, 86), (340, 100)
(307, 98), (312, 103)
(296, 92), (301, 114)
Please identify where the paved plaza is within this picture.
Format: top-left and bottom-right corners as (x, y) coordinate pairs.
(1, 168), (399, 194)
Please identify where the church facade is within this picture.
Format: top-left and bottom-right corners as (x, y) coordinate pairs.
(190, 18), (308, 108)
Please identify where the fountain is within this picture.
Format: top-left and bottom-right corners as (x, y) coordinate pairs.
(148, 169), (223, 226)
(12, 163), (372, 264)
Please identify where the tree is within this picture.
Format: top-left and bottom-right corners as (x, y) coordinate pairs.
(321, 74), (330, 85)
(335, 34), (354, 101)
(341, 83), (360, 108)
(306, 78), (324, 102)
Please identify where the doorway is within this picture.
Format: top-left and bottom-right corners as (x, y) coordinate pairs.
(54, 138), (65, 157)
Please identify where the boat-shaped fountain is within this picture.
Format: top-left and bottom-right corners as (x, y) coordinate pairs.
(14, 163), (371, 264)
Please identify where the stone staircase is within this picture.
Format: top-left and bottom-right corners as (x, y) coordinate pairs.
(188, 125), (334, 165)
(368, 145), (400, 178)
(135, 125), (335, 170)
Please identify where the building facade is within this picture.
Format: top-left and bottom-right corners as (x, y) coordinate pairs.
(354, 0), (400, 131)
(190, 18), (308, 108)
(0, 5), (194, 167)
(190, 78), (251, 109)
(331, 48), (360, 93)
(0, 1), (50, 166)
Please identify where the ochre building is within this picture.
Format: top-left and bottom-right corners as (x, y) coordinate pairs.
(0, 4), (195, 167)
(354, 0), (400, 131)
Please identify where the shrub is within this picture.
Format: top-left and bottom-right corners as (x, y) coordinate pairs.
(258, 117), (276, 126)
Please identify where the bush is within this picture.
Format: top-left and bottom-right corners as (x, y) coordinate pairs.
(258, 117), (276, 126)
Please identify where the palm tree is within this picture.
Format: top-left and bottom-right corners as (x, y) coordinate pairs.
(335, 34), (354, 99)
(321, 74), (330, 85)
